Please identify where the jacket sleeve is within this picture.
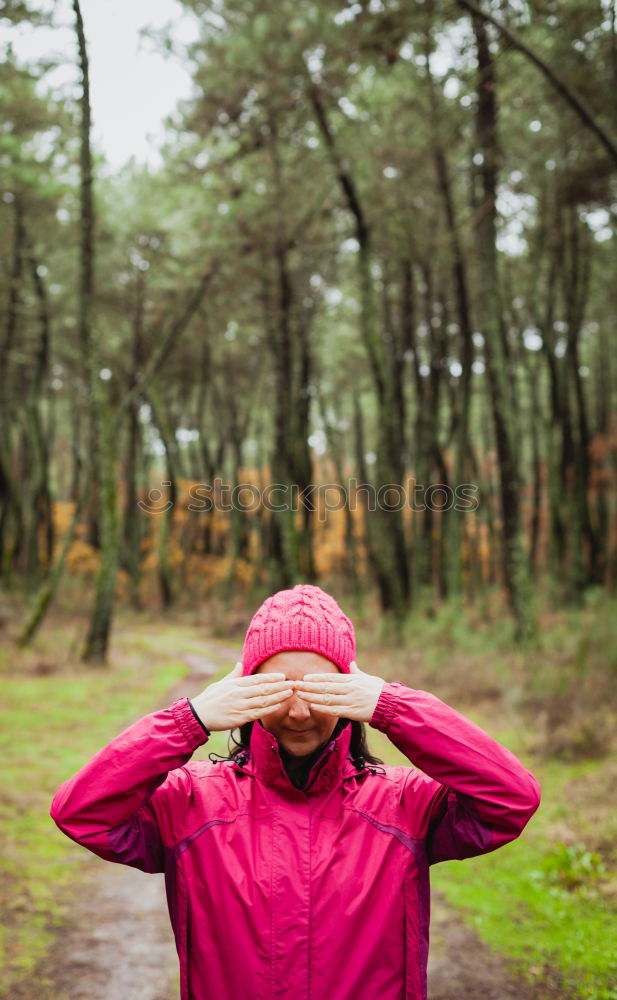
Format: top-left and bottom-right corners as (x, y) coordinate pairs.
(50, 697), (209, 873)
(369, 682), (541, 865)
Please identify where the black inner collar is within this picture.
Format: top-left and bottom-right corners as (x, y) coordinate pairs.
(278, 718), (349, 789)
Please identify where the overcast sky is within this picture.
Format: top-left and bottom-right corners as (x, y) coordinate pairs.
(1, 0), (198, 167)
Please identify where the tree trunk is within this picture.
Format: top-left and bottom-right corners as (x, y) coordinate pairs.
(562, 205), (602, 591)
(23, 247), (53, 591)
(260, 212), (316, 590)
(293, 309), (317, 582)
(17, 481), (92, 647)
(267, 243), (301, 589)
(317, 391), (364, 610)
(425, 35), (474, 598)
(0, 195), (26, 581)
(470, 10), (534, 641)
(122, 272), (146, 608)
(146, 381), (178, 610)
(309, 81), (410, 620)
(73, 0), (121, 664)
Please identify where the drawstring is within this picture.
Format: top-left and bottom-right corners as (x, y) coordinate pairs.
(351, 755), (386, 776)
(208, 750), (251, 765)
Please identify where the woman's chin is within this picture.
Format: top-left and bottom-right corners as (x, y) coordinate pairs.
(281, 731), (320, 755)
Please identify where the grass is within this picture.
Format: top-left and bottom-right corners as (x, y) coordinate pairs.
(430, 841), (617, 999)
(0, 616), (189, 997)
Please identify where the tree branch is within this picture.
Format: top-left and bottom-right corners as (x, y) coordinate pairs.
(457, 0), (617, 167)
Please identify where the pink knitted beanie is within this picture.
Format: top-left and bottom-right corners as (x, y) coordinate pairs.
(241, 584), (355, 676)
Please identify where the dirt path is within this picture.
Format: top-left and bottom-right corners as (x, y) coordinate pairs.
(428, 898), (536, 999)
(15, 652), (227, 1000)
(25, 649), (538, 1000)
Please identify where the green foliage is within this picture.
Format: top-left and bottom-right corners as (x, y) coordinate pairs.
(537, 842), (608, 892)
(0, 1), (51, 26)
(520, 590), (617, 760)
(432, 839), (617, 1000)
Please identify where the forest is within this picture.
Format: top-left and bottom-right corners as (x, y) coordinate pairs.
(1, 1), (616, 998)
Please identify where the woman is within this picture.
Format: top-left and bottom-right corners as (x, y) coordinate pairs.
(51, 584), (540, 1000)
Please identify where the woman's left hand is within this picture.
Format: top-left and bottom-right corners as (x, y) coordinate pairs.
(294, 661), (385, 723)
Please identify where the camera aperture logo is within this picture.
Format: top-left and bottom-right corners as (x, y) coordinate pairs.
(137, 481), (174, 514)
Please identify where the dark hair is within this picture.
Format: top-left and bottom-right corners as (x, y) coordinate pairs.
(215, 719), (384, 770)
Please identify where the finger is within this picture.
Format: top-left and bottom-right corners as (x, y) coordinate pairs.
(238, 672), (286, 684)
(295, 679), (354, 691)
(230, 661), (243, 675)
(297, 702), (346, 716)
(240, 680), (292, 697)
(255, 687), (294, 706)
(302, 674), (353, 682)
(240, 688), (294, 716)
(296, 689), (349, 704)
(349, 660), (360, 673)
(247, 689), (294, 716)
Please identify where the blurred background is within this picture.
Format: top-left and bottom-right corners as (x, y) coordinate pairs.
(1, 1), (616, 998)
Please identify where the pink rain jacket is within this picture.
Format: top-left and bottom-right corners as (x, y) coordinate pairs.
(51, 682), (540, 1000)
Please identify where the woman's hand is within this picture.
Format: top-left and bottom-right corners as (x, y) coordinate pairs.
(294, 661), (385, 723)
(190, 661), (294, 732)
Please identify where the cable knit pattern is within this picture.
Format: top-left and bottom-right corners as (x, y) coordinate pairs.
(241, 584), (355, 675)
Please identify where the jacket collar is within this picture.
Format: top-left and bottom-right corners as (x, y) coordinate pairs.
(245, 718), (355, 794)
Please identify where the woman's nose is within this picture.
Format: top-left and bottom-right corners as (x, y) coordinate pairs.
(287, 690), (311, 720)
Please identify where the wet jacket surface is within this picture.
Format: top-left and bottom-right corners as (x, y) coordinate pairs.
(50, 682), (541, 1000)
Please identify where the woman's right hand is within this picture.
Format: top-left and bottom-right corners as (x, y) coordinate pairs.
(189, 661), (293, 732)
